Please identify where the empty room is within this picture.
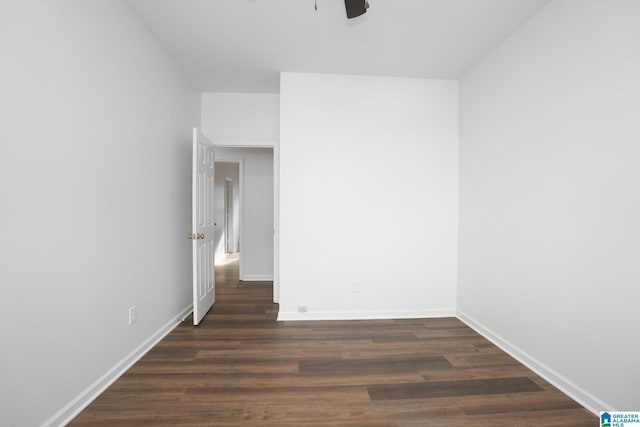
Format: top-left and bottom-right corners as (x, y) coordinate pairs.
(1, 0), (638, 426)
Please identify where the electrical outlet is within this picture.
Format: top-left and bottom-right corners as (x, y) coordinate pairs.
(129, 306), (137, 325)
(298, 305), (308, 313)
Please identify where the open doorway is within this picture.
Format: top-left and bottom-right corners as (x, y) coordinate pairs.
(224, 178), (234, 254)
(213, 147), (276, 302)
(214, 162), (240, 263)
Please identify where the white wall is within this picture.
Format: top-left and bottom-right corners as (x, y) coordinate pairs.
(216, 148), (274, 280)
(214, 162), (240, 259)
(0, 1), (199, 426)
(458, 0), (640, 413)
(279, 72), (458, 320)
(201, 92), (279, 146)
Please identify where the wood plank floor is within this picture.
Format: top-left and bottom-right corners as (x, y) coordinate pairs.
(71, 254), (596, 426)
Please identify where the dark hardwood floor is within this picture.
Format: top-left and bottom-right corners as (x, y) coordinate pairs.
(71, 254), (596, 426)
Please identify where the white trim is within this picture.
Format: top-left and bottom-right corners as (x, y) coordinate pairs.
(43, 305), (193, 427)
(239, 159), (245, 280)
(224, 177), (234, 253)
(272, 143), (280, 303)
(456, 310), (609, 416)
(214, 156), (244, 163)
(277, 309), (455, 321)
(241, 275), (274, 281)
(214, 140), (277, 148)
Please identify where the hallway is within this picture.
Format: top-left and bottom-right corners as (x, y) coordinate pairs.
(209, 253), (278, 322)
(70, 257), (594, 426)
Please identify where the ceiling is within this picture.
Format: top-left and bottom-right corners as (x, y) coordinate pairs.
(125, 0), (550, 93)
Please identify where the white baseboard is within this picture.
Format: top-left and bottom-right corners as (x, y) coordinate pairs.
(43, 304), (193, 427)
(241, 275), (273, 282)
(456, 310), (610, 416)
(42, 304), (606, 424)
(277, 308), (455, 321)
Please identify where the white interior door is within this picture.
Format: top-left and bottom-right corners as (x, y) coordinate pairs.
(192, 128), (215, 325)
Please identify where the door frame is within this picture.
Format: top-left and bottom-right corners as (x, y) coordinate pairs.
(224, 177), (234, 254)
(214, 159), (243, 274)
(215, 144), (279, 304)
